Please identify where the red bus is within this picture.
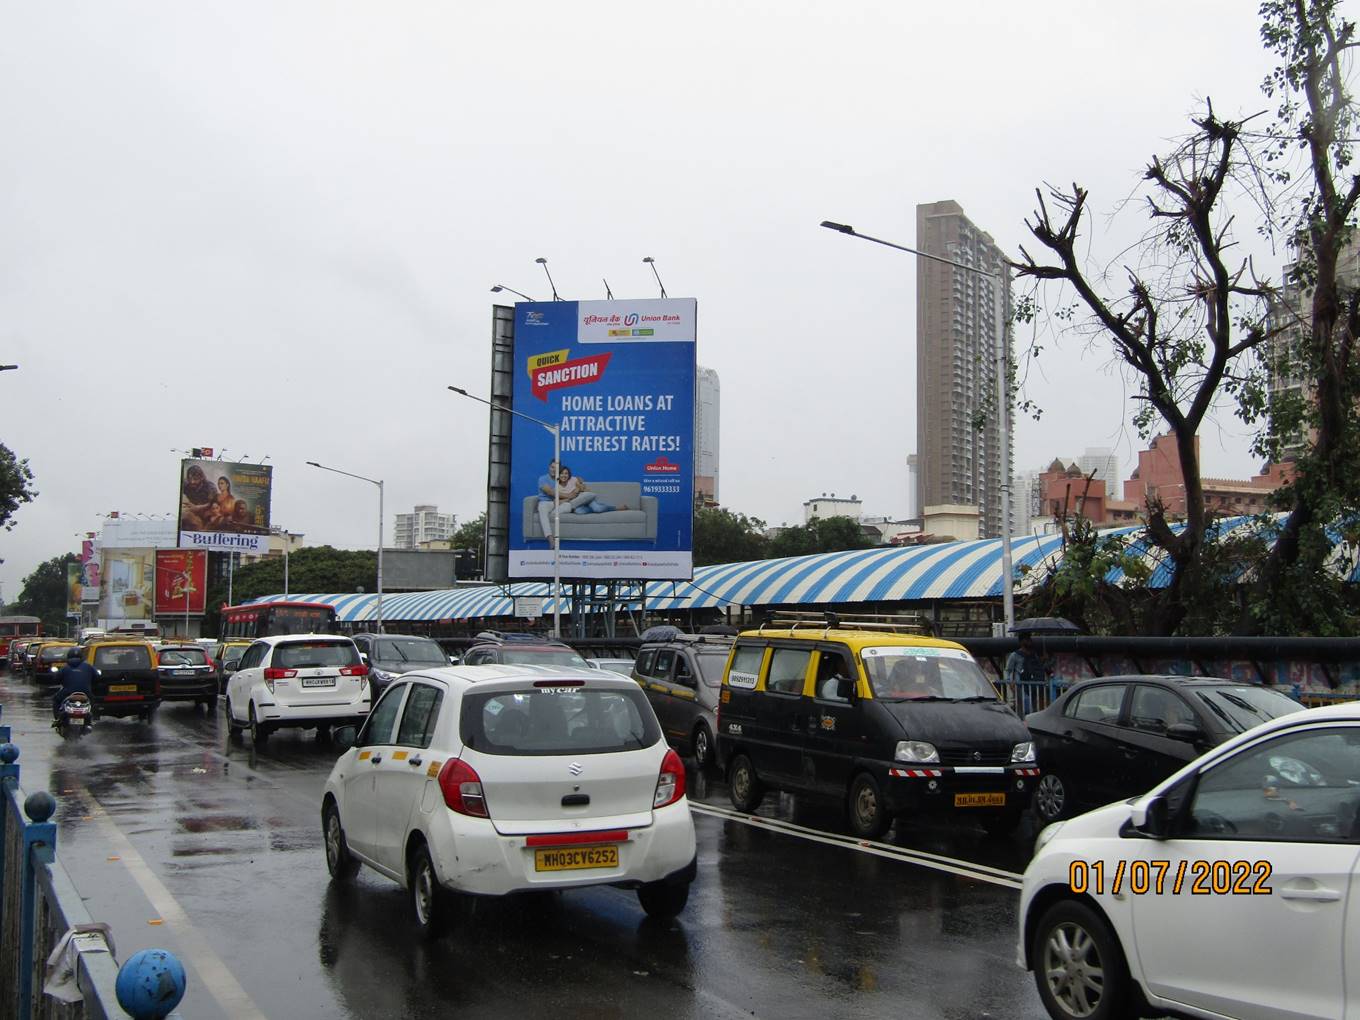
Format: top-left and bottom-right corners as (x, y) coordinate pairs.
(0, 616), (43, 665)
(219, 601), (338, 641)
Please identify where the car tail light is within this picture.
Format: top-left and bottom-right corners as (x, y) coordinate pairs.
(262, 666), (296, 693)
(654, 748), (686, 808)
(438, 759), (488, 817)
(339, 664), (368, 678)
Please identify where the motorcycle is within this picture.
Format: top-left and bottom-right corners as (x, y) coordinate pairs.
(55, 692), (93, 737)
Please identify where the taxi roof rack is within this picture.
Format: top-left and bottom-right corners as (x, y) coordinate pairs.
(758, 611), (935, 637)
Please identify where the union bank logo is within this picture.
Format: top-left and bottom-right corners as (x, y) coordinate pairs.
(624, 313), (639, 326)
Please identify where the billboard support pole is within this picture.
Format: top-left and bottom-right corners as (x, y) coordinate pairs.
(306, 462), (385, 633)
(448, 386), (561, 639)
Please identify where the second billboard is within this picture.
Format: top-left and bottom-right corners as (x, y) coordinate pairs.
(508, 298), (696, 580)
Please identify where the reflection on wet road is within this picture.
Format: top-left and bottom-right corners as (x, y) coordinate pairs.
(1, 670), (1049, 1018)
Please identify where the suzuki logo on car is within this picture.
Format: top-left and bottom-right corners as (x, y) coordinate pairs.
(972, 751), (982, 761)
(568, 762), (584, 776)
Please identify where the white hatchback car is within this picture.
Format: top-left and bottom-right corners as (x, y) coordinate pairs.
(225, 634), (371, 744)
(1019, 701), (1360, 1020)
(320, 664), (697, 935)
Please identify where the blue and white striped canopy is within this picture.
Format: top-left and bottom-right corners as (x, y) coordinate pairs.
(250, 514), (1359, 624)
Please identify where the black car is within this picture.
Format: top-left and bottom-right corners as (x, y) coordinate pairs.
(1025, 674), (1305, 823)
(350, 633), (450, 697)
(155, 644), (218, 710)
(459, 631), (590, 669)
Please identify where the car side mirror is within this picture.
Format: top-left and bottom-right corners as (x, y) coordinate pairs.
(448, 655), (458, 665)
(1128, 795), (1169, 839)
(333, 726), (358, 752)
(1166, 722), (1204, 744)
(359, 653), (369, 665)
(836, 675), (856, 700)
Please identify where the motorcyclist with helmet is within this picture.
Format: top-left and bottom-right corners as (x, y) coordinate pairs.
(52, 647), (97, 723)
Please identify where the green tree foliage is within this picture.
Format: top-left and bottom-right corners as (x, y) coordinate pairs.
(0, 443), (37, 532)
(201, 546), (376, 634)
(451, 512), (485, 558)
(767, 516), (874, 559)
(693, 506), (768, 567)
(10, 553), (78, 634)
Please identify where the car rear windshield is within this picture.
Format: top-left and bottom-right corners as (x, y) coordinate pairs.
(695, 651), (730, 687)
(94, 646), (152, 670)
(375, 637), (446, 664)
(461, 686), (661, 756)
(500, 648), (589, 668)
(39, 646), (74, 662)
(159, 648), (207, 666)
(273, 641), (360, 669)
(1195, 686), (1305, 732)
(861, 646), (998, 702)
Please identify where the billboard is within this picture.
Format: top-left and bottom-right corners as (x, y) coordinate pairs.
(177, 458), (272, 554)
(153, 550), (208, 616)
(79, 539), (100, 603)
(99, 548), (156, 622)
(66, 563), (82, 615)
(508, 298), (696, 580)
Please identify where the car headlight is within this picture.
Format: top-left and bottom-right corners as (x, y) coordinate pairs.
(1034, 820), (1064, 854)
(1012, 741), (1037, 764)
(371, 668), (399, 684)
(49, 666), (59, 674)
(895, 740), (939, 763)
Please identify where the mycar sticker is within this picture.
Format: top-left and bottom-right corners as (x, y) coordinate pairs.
(509, 298), (696, 581)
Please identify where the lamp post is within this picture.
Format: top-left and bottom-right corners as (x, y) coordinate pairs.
(820, 219), (1015, 633)
(306, 462), (384, 633)
(447, 385), (562, 638)
(490, 284), (536, 302)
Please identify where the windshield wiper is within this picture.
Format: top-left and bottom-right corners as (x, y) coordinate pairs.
(951, 695), (1000, 703)
(879, 695), (952, 703)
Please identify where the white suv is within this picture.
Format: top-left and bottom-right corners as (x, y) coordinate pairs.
(225, 634), (371, 744)
(1019, 701), (1360, 1020)
(321, 665), (697, 935)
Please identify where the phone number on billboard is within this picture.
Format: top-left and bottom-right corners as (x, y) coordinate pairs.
(644, 484), (682, 493)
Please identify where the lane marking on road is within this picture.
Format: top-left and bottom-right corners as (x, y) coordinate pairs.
(77, 785), (269, 1020)
(689, 802), (1024, 890)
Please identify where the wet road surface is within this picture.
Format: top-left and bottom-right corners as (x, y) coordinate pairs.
(3, 669), (1053, 1019)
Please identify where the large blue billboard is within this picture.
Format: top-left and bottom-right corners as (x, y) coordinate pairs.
(508, 298), (696, 580)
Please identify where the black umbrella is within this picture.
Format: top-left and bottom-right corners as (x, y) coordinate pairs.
(1010, 617), (1081, 635)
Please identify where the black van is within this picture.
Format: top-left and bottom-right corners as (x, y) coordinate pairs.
(716, 617), (1038, 837)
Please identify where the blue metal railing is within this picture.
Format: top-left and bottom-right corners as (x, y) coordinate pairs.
(0, 706), (186, 1019)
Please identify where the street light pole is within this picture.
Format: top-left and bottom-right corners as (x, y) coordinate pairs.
(490, 285), (536, 302)
(306, 462), (384, 633)
(820, 219), (1015, 633)
(447, 385), (562, 638)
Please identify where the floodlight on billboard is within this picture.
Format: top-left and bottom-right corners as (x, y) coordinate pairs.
(177, 458), (272, 553)
(507, 298), (696, 581)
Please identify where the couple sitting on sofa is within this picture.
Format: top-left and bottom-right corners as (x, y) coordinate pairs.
(536, 460), (631, 546)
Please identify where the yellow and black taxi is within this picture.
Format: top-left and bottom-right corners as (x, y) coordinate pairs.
(80, 639), (161, 721)
(31, 641), (77, 684)
(716, 613), (1038, 838)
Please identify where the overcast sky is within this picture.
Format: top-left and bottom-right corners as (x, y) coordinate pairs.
(0, 1), (1297, 597)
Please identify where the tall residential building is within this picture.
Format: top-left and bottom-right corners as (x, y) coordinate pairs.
(1077, 447), (1120, 489)
(915, 201), (1013, 538)
(393, 505), (455, 549)
(696, 366), (720, 503)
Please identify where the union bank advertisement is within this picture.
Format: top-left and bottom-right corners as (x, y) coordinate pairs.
(508, 298), (696, 580)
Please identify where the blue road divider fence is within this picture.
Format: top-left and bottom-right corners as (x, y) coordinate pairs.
(0, 706), (186, 1019)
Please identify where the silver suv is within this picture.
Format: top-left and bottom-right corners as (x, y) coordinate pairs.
(632, 627), (734, 770)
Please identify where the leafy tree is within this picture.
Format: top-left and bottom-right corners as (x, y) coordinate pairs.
(10, 553), (78, 634)
(201, 546), (377, 634)
(0, 443), (36, 531)
(693, 506), (768, 566)
(1240, 0), (1360, 634)
(451, 512), (485, 561)
(767, 516), (874, 559)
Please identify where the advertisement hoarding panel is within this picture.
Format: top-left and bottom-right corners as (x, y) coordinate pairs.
(153, 550), (208, 616)
(66, 564), (82, 615)
(177, 458), (272, 553)
(99, 548), (156, 621)
(508, 298), (695, 580)
(80, 540), (100, 603)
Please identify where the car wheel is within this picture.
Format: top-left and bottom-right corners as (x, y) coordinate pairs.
(727, 753), (764, 812)
(1034, 773), (1069, 823)
(691, 722), (714, 771)
(224, 697), (242, 735)
(1032, 900), (1133, 1020)
(408, 842), (471, 938)
(847, 772), (891, 840)
(323, 802), (359, 881)
(249, 704), (268, 746)
(637, 880), (690, 919)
